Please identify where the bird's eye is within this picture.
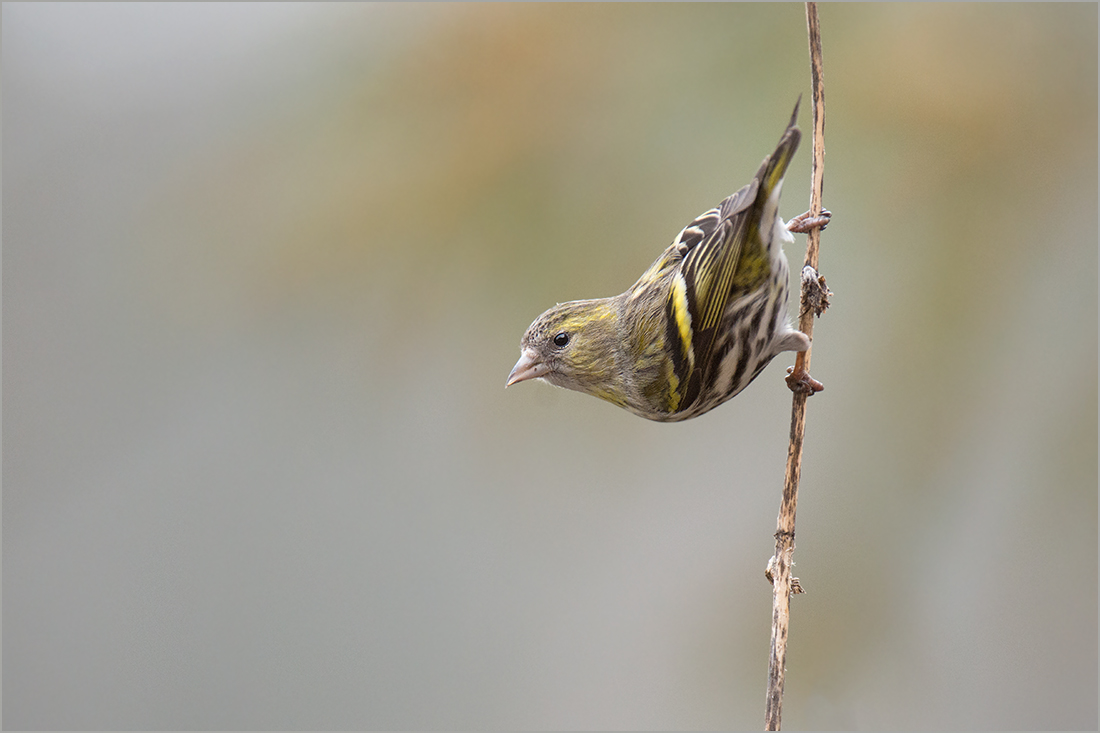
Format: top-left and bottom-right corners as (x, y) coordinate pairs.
(553, 332), (570, 348)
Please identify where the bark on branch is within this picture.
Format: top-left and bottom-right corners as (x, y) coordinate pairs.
(764, 3), (828, 730)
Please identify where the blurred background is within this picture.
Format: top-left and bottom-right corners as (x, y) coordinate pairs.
(4, 4), (1096, 729)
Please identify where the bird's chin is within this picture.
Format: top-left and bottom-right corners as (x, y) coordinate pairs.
(506, 349), (548, 386)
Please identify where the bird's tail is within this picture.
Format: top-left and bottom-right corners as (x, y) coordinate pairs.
(755, 98), (802, 208)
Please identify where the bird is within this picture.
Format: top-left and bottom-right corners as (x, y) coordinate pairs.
(507, 101), (825, 422)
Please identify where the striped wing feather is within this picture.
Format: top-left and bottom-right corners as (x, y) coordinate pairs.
(667, 115), (800, 415)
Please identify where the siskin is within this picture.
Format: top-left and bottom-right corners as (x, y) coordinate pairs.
(507, 102), (823, 422)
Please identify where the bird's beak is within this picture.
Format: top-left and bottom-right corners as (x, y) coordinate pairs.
(507, 348), (547, 386)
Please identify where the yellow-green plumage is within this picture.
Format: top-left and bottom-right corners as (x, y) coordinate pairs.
(508, 103), (810, 422)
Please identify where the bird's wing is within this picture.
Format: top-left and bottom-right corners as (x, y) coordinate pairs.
(677, 184), (757, 335)
(677, 107), (801, 362)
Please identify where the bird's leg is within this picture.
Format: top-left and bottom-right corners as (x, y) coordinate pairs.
(787, 208), (831, 233)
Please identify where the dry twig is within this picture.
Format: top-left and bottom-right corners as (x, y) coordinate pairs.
(764, 3), (828, 730)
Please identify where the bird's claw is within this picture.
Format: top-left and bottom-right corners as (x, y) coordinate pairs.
(787, 208), (832, 233)
(786, 365), (824, 395)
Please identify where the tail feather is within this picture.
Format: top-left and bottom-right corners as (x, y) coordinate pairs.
(755, 99), (802, 204)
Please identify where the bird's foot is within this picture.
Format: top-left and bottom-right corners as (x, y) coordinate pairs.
(786, 365), (824, 395)
(787, 208), (831, 233)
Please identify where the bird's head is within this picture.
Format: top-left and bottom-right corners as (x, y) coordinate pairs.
(507, 298), (627, 406)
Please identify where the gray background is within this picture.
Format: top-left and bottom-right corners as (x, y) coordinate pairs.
(5, 4), (1097, 729)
